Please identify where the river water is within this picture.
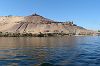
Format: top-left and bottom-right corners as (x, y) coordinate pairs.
(0, 36), (100, 66)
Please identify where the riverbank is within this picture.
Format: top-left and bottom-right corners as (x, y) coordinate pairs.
(0, 32), (96, 37)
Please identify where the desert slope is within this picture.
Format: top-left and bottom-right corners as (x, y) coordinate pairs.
(0, 14), (94, 35)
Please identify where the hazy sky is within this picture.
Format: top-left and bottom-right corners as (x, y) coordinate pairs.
(0, 0), (100, 30)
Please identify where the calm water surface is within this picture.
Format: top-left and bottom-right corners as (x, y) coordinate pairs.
(0, 36), (100, 66)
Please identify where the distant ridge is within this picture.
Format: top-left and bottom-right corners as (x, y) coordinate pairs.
(0, 13), (94, 36)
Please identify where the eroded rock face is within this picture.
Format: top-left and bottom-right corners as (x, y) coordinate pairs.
(0, 14), (93, 35)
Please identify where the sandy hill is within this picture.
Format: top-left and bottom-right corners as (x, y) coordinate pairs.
(0, 14), (94, 35)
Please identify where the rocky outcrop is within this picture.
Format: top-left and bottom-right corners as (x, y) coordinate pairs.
(0, 14), (94, 36)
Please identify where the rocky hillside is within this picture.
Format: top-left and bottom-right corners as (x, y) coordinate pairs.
(0, 14), (94, 35)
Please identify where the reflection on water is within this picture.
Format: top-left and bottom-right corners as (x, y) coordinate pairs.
(0, 36), (100, 66)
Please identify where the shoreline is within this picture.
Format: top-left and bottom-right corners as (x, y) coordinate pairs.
(0, 32), (98, 37)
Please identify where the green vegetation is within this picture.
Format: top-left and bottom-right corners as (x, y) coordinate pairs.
(0, 32), (76, 37)
(0, 31), (94, 37)
(0, 32), (33, 37)
(98, 30), (100, 32)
